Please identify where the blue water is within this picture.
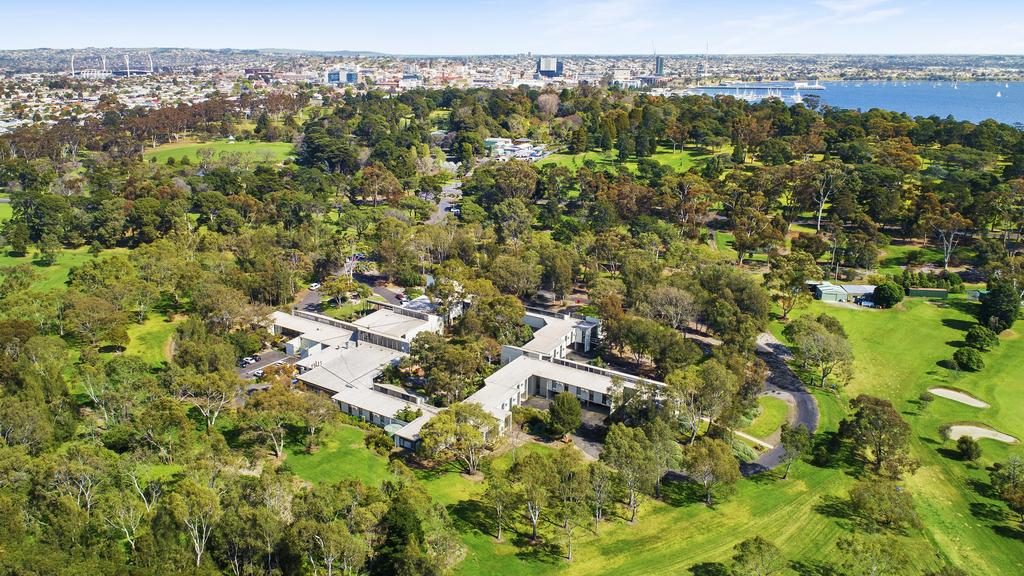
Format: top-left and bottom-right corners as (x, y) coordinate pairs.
(693, 81), (1024, 126)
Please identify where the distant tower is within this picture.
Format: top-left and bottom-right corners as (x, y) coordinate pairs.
(655, 55), (664, 76)
(148, 53), (154, 74)
(124, 55), (130, 77)
(71, 54), (75, 76)
(102, 55), (107, 73)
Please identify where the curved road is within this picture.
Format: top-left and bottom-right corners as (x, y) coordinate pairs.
(740, 332), (820, 476)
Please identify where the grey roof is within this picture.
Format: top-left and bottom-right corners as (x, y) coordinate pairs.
(271, 311), (353, 345)
(297, 342), (405, 394)
(352, 309), (429, 340)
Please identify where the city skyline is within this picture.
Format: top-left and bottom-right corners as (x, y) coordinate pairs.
(4, 0), (1024, 55)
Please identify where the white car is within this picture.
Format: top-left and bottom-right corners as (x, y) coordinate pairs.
(309, 282), (321, 291)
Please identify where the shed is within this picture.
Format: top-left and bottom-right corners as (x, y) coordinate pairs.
(815, 283), (849, 303)
(966, 289), (989, 301)
(908, 287), (949, 299)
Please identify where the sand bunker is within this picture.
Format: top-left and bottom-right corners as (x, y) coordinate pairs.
(928, 387), (990, 409)
(946, 424), (1018, 444)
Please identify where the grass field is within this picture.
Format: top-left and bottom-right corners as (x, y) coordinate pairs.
(143, 139), (294, 164)
(877, 242), (948, 275)
(537, 145), (715, 174)
(743, 396), (791, 440)
(285, 297), (1024, 575)
(0, 246), (129, 292)
(780, 298), (1024, 575)
(0, 201), (11, 222)
(123, 314), (183, 367)
(285, 425), (392, 487)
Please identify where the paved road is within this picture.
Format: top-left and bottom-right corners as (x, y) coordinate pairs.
(428, 181), (462, 225)
(352, 273), (403, 305)
(741, 332), (821, 476)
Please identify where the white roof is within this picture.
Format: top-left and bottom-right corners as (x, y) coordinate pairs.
(297, 342), (405, 394)
(352, 309), (429, 340)
(521, 314), (579, 356)
(332, 386), (424, 419)
(840, 284), (877, 295)
(394, 412), (435, 442)
(467, 355), (622, 420)
(271, 311), (353, 345)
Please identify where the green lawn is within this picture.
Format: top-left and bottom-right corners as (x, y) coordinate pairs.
(537, 145), (713, 174)
(742, 396), (790, 440)
(122, 314), (183, 367)
(285, 424), (392, 487)
(143, 139), (294, 164)
(877, 242), (947, 275)
(0, 201), (11, 222)
(780, 299), (1024, 575)
(0, 246), (129, 292)
(285, 298), (1024, 575)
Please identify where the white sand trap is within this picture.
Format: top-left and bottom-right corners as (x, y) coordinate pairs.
(928, 387), (990, 408)
(946, 425), (1018, 444)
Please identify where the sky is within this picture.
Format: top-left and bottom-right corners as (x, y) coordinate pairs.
(2, 0), (1023, 55)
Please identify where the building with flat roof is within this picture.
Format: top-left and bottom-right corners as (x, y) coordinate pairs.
(273, 304), (661, 451)
(537, 57), (563, 78)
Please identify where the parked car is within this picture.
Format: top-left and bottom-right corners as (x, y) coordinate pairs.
(309, 282), (321, 291)
(252, 369), (264, 378)
(252, 354), (262, 362)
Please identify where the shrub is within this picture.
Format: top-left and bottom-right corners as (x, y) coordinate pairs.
(964, 325), (999, 351)
(872, 282), (904, 308)
(956, 436), (982, 461)
(952, 347), (984, 372)
(364, 428), (394, 455)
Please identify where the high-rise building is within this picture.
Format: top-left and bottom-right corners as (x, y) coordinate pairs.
(655, 55), (665, 76)
(536, 57), (563, 78)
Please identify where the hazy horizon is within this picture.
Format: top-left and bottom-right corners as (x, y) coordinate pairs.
(4, 0), (1023, 55)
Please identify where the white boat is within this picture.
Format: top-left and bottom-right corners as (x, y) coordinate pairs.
(997, 91), (1003, 98)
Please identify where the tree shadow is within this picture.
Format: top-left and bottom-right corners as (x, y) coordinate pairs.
(936, 359), (958, 370)
(791, 560), (838, 576)
(661, 477), (704, 507)
(969, 502), (1008, 523)
(689, 562), (731, 576)
(945, 340), (967, 348)
(936, 447), (964, 461)
(917, 435), (941, 446)
(510, 533), (562, 564)
(814, 494), (854, 524)
(941, 318), (975, 332)
(448, 498), (493, 536)
(993, 524), (1024, 540)
(967, 477), (999, 500)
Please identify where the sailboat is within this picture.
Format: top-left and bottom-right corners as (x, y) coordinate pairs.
(997, 91), (1003, 98)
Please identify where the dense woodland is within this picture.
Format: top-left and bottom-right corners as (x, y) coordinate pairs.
(0, 84), (1022, 575)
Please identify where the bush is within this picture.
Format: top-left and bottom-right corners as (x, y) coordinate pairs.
(952, 347), (984, 372)
(395, 269), (424, 288)
(964, 325), (999, 351)
(872, 282), (904, 308)
(364, 428), (394, 455)
(956, 436), (982, 461)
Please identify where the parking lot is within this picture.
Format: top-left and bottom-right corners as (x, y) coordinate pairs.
(237, 349), (296, 379)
